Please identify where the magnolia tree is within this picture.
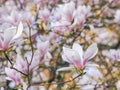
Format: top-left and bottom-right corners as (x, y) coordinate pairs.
(0, 0), (120, 90)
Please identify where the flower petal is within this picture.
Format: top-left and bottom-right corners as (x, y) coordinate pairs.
(57, 66), (74, 72)
(72, 43), (83, 61)
(37, 41), (49, 56)
(62, 47), (80, 64)
(3, 27), (16, 50)
(12, 22), (23, 40)
(84, 43), (98, 63)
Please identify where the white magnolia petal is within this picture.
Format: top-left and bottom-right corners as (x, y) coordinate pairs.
(84, 43), (98, 62)
(5, 67), (15, 78)
(12, 22), (23, 40)
(3, 27), (16, 49)
(62, 54), (71, 63)
(62, 47), (80, 64)
(57, 66), (74, 72)
(37, 41), (49, 55)
(72, 43), (83, 60)
(5, 77), (12, 81)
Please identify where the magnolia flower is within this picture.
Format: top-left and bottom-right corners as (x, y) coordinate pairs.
(1, 11), (23, 26)
(111, 0), (120, 6)
(61, 43), (98, 70)
(58, 1), (75, 22)
(37, 41), (49, 56)
(14, 54), (39, 74)
(5, 67), (21, 85)
(102, 49), (120, 63)
(48, 0), (58, 5)
(72, 5), (91, 28)
(39, 8), (51, 23)
(74, 5), (91, 19)
(34, 0), (48, 8)
(50, 20), (71, 34)
(109, 49), (120, 62)
(0, 22), (23, 51)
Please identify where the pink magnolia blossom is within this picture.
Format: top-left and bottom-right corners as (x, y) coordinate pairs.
(39, 8), (51, 23)
(51, 10), (62, 21)
(109, 49), (120, 62)
(48, 0), (58, 5)
(5, 67), (21, 85)
(34, 0), (48, 8)
(58, 1), (75, 22)
(110, 0), (120, 6)
(0, 22), (23, 51)
(5, 1), (17, 12)
(72, 5), (91, 28)
(14, 54), (39, 75)
(62, 43), (98, 70)
(50, 20), (71, 34)
(102, 49), (120, 63)
(37, 41), (49, 56)
(1, 11), (35, 26)
(1, 11), (23, 26)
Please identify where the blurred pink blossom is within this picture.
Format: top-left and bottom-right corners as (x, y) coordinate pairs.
(102, 49), (120, 63)
(39, 8), (51, 23)
(51, 20), (71, 34)
(5, 67), (21, 85)
(37, 41), (49, 57)
(58, 1), (75, 22)
(14, 54), (39, 74)
(0, 22), (23, 51)
(72, 5), (91, 28)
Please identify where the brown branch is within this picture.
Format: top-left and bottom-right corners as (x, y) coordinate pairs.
(3, 51), (28, 76)
(26, 21), (34, 65)
(3, 51), (13, 65)
(11, 67), (27, 76)
(32, 73), (83, 86)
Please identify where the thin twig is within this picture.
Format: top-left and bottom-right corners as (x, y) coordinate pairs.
(3, 51), (27, 76)
(3, 51), (13, 65)
(32, 73), (83, 86)
(11, 67), (27, 76)
(26, 21), (34, 65)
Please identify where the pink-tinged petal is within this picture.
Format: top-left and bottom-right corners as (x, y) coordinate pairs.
(62, 47), (81, 65)
(3, 27), (16, 50)
(12, 22), (23, 40)
(37, 41), (49, 56)
(57, 66), (74, 72)
(5, 67), (13, 78)
(14, 55), (28, 74)
(5, 67), (21, 85)
(83, 43), (98, 63)
(72, 43), (83, 61)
